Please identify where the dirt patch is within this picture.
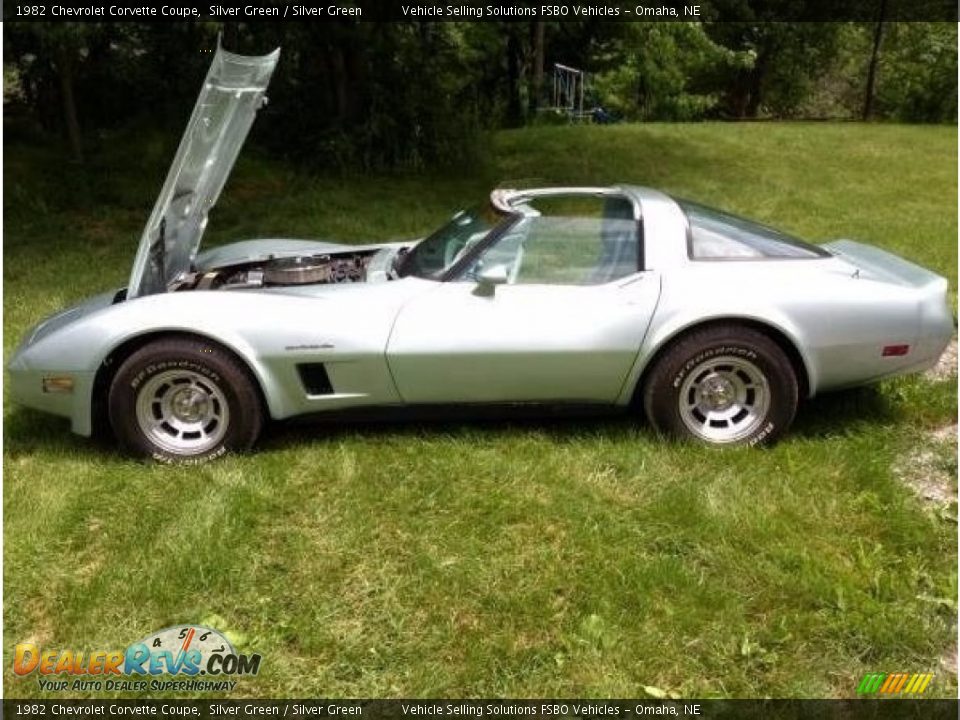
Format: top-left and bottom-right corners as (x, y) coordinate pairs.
(931, 424), (958, 444)
(895, 424), (957, 505)
(942, 644), (958, 676)
(925, 338), (958, 381)
(22, 606), (54, 648)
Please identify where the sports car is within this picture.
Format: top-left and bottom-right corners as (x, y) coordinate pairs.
(7, 46), (954, 461)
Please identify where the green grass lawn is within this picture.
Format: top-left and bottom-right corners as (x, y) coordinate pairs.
(4, 122), (957, 699)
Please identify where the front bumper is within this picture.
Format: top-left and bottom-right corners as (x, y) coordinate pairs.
(7, 290), (119, 436)
(7, 365), (97, 435)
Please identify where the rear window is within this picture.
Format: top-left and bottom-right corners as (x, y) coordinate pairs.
(678, 200), (830, 260)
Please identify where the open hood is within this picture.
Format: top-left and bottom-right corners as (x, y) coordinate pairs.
(127, 44), (280, 298)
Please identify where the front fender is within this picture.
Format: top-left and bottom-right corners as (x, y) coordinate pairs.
(9, 291), (296, 433)
(8, 283), (422, 435)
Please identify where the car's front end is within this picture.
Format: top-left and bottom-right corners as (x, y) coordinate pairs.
(8, 290), (123, 435)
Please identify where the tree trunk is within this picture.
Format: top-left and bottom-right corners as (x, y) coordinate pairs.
(222, 21), (239, 51)
(863, 0), (888, 120)
(57, 48), (83, 164)
(506, 28), (523, 127)
(727, 74), (750, 119)
(328, 44), (350, 123)
(745, 55), (767, 118)
(528, 21), (545, 115)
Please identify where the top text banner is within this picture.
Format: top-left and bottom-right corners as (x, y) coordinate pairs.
(3, 0), (958, 22)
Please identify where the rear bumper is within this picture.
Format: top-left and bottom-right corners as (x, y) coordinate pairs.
(812, 241), (954, 390)
(915, 283), (956, 371)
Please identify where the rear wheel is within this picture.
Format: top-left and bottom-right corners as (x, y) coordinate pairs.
(642, 325), (798, 446)
(108, 338), (263, 462)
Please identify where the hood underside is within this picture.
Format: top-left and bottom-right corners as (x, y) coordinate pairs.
(127, 44), (280, 298)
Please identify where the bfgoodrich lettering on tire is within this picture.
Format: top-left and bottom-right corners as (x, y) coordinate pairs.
(642, 325), (798, 446)
(108, 337), (263, 462)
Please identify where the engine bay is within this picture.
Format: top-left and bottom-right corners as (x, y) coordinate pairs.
(170, 250), (381, 292)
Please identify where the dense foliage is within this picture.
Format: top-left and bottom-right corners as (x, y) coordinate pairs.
(4, 19), (957, 169)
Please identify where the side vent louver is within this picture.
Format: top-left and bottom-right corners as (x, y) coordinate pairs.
(297, 363), (334, 395)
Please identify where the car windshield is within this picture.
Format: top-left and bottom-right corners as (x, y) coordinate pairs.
(678, 199), (830, 259)
(399, 204), (508, 279)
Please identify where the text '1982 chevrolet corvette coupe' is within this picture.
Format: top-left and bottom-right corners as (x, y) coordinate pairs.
(8, 46), (954, 461)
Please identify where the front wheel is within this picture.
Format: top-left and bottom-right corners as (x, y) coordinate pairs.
(642, 325), (798, 446)
(108, 337), (263, 462)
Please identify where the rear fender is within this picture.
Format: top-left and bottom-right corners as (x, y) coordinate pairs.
(617, 309), (815, 404)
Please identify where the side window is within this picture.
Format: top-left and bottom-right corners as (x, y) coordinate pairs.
(679, 200), (830, 260)
(461, 194), (639, 285)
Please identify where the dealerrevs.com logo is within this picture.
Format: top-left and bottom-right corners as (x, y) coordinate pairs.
(12, 625), (261, 693)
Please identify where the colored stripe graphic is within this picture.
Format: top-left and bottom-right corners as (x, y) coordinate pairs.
(857, 672), (934, 695)
(879, 674), (897, 693)
(856, 673), (885, 694)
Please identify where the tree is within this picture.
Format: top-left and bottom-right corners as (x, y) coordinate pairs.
(704, 19), (843, 118)
(5, 23), (100, 162)
(590, 23), (754, 121)
(504, 24), (524, 127)
(873, 22), (957, 122)
(528, 21), (546, 115)
(862, 0), (889, 119)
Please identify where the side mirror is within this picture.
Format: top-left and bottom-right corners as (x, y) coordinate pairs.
(475, 264), (509, 295)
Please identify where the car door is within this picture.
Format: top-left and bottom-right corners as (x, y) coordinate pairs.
(385, 192), (662, 404)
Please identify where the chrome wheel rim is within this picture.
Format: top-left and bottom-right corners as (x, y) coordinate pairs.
(678, 355), (770, 444)
(135, 369), (229, 455)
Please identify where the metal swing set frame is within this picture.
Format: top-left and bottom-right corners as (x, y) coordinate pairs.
(550, 63), (590, 122)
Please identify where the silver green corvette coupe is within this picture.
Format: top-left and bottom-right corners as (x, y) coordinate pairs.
(8, 47), (954, 461)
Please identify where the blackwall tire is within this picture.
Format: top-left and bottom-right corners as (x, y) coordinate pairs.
(642, 325), (798, 447)
(108, 337), (263, 462)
